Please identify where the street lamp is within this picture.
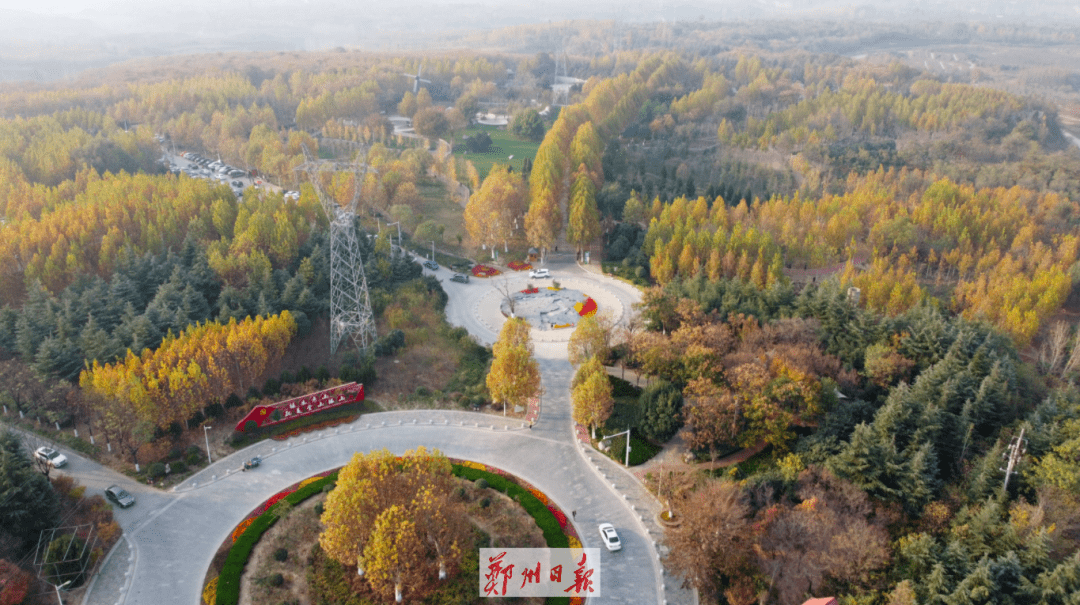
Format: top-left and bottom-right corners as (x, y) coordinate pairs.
(54, 579), (71, 600)
(203, 425), (213, 464)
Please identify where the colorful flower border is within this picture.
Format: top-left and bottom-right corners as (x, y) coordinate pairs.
(471, 264), (501, 278)
(507, 260), (532, 271)
(521, 287), (539, 294)
(575, 297), (597, 317)
(207, 460), (583, 605)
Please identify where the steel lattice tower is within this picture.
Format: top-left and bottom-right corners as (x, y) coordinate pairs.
(299, 146), (377, 356)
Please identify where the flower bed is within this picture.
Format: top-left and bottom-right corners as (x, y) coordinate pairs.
(270, 414), (358, 441)
(521, 287), (539, 294)
(575, 297), (598, 317)
(471, 264), (501, 278)
(507, 260), (532, 271)
(208, 460), (584, 605)
(552, 323), (574, 329)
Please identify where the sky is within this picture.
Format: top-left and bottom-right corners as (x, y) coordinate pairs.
(0, 0), (1077, 83)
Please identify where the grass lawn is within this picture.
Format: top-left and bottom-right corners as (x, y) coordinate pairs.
(454, 125), (541, 181)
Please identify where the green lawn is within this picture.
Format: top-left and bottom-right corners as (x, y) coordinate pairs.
(454, 125), (540, 181)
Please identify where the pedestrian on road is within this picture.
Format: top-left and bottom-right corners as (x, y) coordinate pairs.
(572, 510), (576, 520)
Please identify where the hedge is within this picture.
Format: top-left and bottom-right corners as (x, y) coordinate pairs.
(216, 472), (338, 605)
(452, 465), (568, 549)
(216, 464), (572, 605)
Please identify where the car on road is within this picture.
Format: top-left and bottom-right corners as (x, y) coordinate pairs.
(34, 446), (67, 468)
(450, 273), (469, 283)
(598, 523), (621, 551)
(231, 180), (244, 188)
(284, 190), (300, 200)
(423, 260), (439, 271)
(529, 268), (551, 279)
(105, 485), (136, 508)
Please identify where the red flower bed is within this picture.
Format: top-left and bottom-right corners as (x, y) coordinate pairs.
(471, 264), (501, 278)
(507, 260), (532, 271)
(521, 287), (539, 294)
(577, 297), (597, 317)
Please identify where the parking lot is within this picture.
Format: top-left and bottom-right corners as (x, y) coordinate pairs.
(157, 144), (296, 201)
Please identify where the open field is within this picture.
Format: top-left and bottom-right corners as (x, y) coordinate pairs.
(454, 125), (541, 181)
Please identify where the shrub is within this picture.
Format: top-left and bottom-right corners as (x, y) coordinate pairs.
(185, 445), (202, 457)
(243, 421), (258, 434)
(273, 548), (288, 562)
(295, 366), (312, 383)
(315, 366), (330, 383)
(314, 502), (324, 516)
(205, 402), (225, 418)
(246, 386), (262, 400)
(188, 410), (205, 426)
(465, 131), (492, 153)
(279, 371), (294, 384)
(479, 497), (491, 508)
(185, 451), (204, 466)
(147, 462), (167, 479)
(170, 461), (188, 474)
(475, 478), (488, 490)
(638, 380), (684, 443)
(225, 393), (244, 409)
(268, 572), (284, 587)
(263, 378), (281, 396)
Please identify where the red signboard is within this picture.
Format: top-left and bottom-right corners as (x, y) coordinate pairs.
(234, 382), (364, 432)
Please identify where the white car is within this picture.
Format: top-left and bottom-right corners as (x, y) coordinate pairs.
(34, 446), (67, 468)
(529, 268), (551, 279)
(598, 523), (621, 551)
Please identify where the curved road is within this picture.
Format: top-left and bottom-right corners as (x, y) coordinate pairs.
(66, 255), (692, 605)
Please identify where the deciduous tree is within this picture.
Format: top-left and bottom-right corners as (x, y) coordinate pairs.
(571, 356), (613, 437)
(664, 479), (752, 601)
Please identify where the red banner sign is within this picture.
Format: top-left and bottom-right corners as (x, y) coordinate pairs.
(234, 382), (364, 432)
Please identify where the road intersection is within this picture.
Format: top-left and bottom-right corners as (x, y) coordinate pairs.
(64, 254), (693, 605)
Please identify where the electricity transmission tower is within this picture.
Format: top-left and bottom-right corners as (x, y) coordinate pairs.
(298, 146), (377, 356)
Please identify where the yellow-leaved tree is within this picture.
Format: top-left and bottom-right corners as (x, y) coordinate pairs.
(319, 447), (471, 603)
(486, 318), (541, 414)
(572, 355), (613, 438)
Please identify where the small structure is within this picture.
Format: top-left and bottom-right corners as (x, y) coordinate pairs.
(234, 382), (364, 432)
(802, 598), (838, 605)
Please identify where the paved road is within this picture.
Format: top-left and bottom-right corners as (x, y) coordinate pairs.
(66, 257), (694, 605)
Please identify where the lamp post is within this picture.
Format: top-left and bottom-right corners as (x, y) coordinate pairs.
(54, 579), (71, 600)
(606, 428), (632, 466)
(203, 425), (213, 464)
(387, 221), (401, 255)
(431, 240), (435, 261)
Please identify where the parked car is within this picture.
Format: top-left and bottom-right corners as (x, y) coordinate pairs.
(105, 485), (135, 508)
(34, 446), (67, 468)
(598, 523), (621, 551)
(450, 273), (469, 283)
(231, 180), (244, 188)
(529, 268), (551, 279)
(229, 170), (246, 178)
(423, 260), (439, 271)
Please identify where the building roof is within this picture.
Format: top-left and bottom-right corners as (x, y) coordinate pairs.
(801, 599), (838, 605)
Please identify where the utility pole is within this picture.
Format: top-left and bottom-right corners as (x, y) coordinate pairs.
(203, 425), (213, 464)
(1001, 427), (1027, 493)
